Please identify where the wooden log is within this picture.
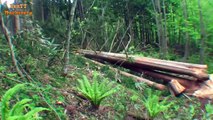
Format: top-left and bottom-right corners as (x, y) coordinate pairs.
(81, 56), (167, 90)
(132, 69), (201, 91)
(77, 49), (207, 69)
(168, 80), (186, 96)
(192, 79), (213, 100)
(92, 61), (201, 93)
(77, 49), (209, 81)
(136, 57), (207, 69)
(89, 59), (188, 96)
(86, 56), (205, 96)
(141, 69), (198, 82)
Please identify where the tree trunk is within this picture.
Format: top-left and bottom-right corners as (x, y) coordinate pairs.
(41, 0), (45, 22)
(13, 0), (21, 34)
(182, 0), (190, 61)
(198, 0), (206, 64)
(63, 0), (78, 75)
(152, 0), (160, 47)
(152, 0), (167, 58)
(162, 0), (168, 55)
(14, 15), (20, 34)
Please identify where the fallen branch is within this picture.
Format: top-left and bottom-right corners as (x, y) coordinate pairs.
(0, 73), (22, 83)
(0, 8), (24, 78)
(81, 56), (167, 90)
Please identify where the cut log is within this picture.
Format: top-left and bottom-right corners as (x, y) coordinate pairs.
(127, 69), (201, 92)
(90, 59), (196, 95)
(77, 50), (213, 100)
(77, 49), (209, 81)
(81, 57), (167, 90)
(168, 80), (186, 96)
(192, 79), (213, 100)
(91, 59), (201, 93)
(137, 57), (207, 69)
(77, 49), (207, 69)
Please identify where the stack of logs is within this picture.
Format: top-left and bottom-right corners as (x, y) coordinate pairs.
(77, 49), (212, 98)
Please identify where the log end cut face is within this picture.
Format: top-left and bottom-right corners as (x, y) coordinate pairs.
(192, 75), (213, 100)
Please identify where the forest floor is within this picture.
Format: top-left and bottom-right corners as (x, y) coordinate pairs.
(0, 53), (213, 120)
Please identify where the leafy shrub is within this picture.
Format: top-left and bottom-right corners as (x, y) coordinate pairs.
(77, 72), (119, 110)
(142, 89), (173, 119)
(0, 84), (48, 120)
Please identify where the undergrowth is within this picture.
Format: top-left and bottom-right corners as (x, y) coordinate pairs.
(77, 71), (120, 110)
(1, 84), (48, 120)
(1, 30), (213, 119)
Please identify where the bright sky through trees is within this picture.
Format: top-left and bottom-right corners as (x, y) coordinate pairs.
(1, 0), (14, 8)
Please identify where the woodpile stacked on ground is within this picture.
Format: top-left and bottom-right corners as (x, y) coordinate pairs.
(77, 49), (213, 99)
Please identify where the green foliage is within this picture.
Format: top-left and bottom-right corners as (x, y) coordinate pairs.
(142, 89), (173, 119)
(77, 71), (119, 110)
(203, 103), (213, 119)
(0, 66), (6, 72)
(188, 104), (196, 119)
(0, 84), (48, 120)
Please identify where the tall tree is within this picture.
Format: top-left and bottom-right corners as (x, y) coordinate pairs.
(182, 0), (190, 61)
(14, 0), (20, 34)
(152, 0), (167, 58)
(63, 0), (78, 75)
(198, 0), (206, 64)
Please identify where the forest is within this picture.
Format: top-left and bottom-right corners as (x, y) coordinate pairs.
(0, 0), (213, 119)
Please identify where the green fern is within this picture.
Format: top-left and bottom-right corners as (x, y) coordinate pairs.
(9, 99), (32, 116)
(77, 72), (119, 110)
(1, 84), (49, 120)
(142, 89), (173, 119)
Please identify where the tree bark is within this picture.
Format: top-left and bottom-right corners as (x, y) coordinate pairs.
(14, 0), (20, 34)
(162, 0), (168, 57)
(152, 0), (167, 58)
(198, 0), (206, 64)
(182, 0), (190, 61)
(63, 0), (78, 75)
(41, 0), (45, 22)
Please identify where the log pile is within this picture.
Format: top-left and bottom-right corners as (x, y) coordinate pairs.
(77, 49), (213, 99)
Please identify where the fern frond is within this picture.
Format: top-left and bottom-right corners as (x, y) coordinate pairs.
(9, 99), (32, 116)
(8, 116), (25, 120)
(24, 107), (49, 119)
(82, 75), (92, 94)
(1, 84), (27, 120)
(142, 89), (172, 119)
(77, 72), (119, 110)
(1, 84), (49, 120)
